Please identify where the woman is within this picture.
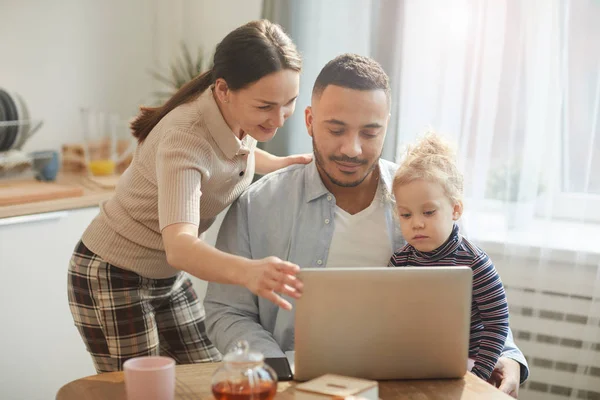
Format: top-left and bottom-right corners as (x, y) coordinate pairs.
(68, 20), (309, 373)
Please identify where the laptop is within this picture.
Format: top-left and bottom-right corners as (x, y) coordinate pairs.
(289, 267), (472, 381)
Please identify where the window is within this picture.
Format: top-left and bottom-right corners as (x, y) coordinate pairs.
(561, 0), (600, 196)
(393, 0), (600, 224)
(549, 0), (600, 223)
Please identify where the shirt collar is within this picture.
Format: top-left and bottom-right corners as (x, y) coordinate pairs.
(303, 158), (395, 203)
(378, 160), (395, 196)
(199, 87), (251, 159)
(303, 160), (330, 203)
(412, 224), (462, 262)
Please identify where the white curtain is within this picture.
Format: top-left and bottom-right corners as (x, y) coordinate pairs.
(392, 0), (600, 398)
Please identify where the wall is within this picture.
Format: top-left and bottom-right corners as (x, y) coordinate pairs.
(1, 1), (157, 151)
(178, 0), (263, 59)
(0, 0), (261, 152)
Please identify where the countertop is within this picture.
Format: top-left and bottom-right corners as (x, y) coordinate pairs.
(0, 173), (115, 219)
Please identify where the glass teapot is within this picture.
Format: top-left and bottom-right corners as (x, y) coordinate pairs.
(211, 340), (278, 400)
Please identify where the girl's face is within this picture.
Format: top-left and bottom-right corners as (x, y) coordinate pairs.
(215, 69), (300, 142)
(394, 179), (463, 252)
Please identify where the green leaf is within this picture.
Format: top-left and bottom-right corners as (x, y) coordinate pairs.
(148, 44), (206, 101)
(147, 69), (177, 88)
(195, 51), (204, 75)
(152, 90), (175, 98)
(181, 42), (195, 80)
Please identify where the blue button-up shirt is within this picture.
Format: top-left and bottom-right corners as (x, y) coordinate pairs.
(204, 159), (529, 382)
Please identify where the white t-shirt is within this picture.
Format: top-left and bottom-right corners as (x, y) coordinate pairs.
(325, 184), (392, 268)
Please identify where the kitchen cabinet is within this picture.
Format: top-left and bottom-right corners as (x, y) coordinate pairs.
(0, 206), (224, 399)
(0, 207), (99, 399)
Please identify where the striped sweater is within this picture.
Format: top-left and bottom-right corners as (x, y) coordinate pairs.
(388, 224), (509, 380)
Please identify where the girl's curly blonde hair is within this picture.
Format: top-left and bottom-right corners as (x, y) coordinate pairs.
(393, 132), (464, 204)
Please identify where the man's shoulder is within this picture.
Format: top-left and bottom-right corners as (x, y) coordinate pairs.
(378, 159), (399, 186)
(241, 163), (307, 202)
(380, 158), (399, 171)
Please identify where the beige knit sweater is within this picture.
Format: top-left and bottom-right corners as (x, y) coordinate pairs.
(82, 88), (257, 278)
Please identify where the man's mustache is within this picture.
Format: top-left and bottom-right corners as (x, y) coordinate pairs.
(329, 155), (368, 165)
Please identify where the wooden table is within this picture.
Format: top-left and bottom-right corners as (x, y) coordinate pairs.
(56, 362), (513, 400)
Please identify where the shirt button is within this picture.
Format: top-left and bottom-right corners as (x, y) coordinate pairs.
(324, 219), (330, 224)
(317, 260), (323, 265)
(239, 171), (245, 176)
(327, 195), (332, 201)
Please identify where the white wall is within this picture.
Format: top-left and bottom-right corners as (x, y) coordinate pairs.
(1, 1), (157, 151)
(179, 0), (263, 59)
(0, 0), (262, 152)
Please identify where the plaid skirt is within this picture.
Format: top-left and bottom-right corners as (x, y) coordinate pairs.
(67, 240), (221, 373)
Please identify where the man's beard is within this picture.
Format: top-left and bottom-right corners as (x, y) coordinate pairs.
(311, 133), (380, 188)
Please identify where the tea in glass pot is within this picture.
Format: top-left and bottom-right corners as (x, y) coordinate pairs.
(211, 340), (278, 400)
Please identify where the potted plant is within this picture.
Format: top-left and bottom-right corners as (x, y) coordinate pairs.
(149, 43), (208, 104)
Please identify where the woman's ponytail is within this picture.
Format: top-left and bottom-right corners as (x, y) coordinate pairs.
(130, 69), (214, 143)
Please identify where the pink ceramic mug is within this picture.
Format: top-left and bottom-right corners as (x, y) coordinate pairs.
(123, 356), (176, 400)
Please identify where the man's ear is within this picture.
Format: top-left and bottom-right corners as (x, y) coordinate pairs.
(213, 78), (230, 103)
(305, 106), (314, 137)
(452, 200), (464, 221)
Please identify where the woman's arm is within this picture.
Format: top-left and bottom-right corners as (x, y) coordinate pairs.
(155, 131), (304, 309)
(162, 222), (303, 310)
(254, 148), (312, 175)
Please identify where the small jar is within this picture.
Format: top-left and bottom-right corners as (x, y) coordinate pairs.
(211, 340), (278, 400)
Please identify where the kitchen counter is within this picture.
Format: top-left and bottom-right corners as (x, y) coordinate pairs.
(0, 173), (115, 219)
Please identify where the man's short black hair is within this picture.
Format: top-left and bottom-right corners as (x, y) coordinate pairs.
(312, 53), (391, 101)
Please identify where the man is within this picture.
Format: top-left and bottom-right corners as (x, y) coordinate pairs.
(204, 54), (529, 398)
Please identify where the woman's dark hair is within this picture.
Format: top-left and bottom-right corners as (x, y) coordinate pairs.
(131, 19), (302, 142)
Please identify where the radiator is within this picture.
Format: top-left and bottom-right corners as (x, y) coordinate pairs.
(486, 244), (600, 400)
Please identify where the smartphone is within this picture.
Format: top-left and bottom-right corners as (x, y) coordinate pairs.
(264, 357), (294, 381)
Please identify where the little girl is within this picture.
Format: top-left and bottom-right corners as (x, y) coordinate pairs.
(388, 132), (509, 381)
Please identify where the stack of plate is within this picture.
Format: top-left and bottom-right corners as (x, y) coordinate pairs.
(0, 88), (33, 151)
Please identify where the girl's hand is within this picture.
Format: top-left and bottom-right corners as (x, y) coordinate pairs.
(488, 357), (521, 399)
